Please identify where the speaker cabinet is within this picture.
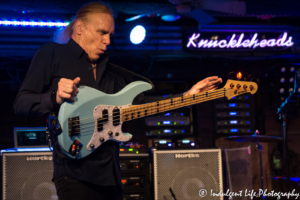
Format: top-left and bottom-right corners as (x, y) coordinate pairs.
(2, 151), (57, 200)
(224, 147), (253, 199)
(153, 149), (223, 200)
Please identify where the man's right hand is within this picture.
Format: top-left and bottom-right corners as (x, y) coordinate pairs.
(56, 77), (81, 104)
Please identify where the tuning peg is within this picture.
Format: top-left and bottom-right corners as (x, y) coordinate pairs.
(248, 74), (256, 82)
(243, 73), (249, 81)
(228, 71), (235, 79)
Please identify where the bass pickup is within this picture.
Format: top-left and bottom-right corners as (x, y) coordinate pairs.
(68, 116), (80, 137)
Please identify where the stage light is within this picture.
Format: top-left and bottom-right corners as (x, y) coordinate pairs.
(281, 67), (286, 72)
(298, 88), (300, 93)
(280, 88), (285, 94)
(161, 15), (181, 22)
(0, 20), (69, 27)
(237, 72), (242, 80)
(280, 78), (285, 83)
(130, 25), (146, 45)
(289, 88), (293, 92)
(289, 77), (294, 83)
(290, 67), (295, 72)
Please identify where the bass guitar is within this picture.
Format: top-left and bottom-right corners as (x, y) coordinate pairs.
(57, 79), (257, 159)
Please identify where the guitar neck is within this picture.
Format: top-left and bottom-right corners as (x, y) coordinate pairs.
(121, 87), (232, 122)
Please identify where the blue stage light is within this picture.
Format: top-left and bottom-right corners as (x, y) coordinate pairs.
(161, 15), (181, 22)
(130, 25), (146, 44)
(0, 20), (69, 27)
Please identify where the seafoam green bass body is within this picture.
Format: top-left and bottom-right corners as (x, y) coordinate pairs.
(57, 81), (152, 159)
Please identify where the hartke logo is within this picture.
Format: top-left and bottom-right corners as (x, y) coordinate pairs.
(26, 156), (53, 161)
(175, 153), (200, 158)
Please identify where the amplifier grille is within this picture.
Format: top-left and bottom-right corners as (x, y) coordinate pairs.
(3, 152), (57, 200)
(224, 147), (253, 200)
(154, 149), (223, 200)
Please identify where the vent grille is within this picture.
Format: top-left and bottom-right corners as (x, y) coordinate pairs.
(153, 149), (223, 200)
(224, 147), (253, 200)
(2, 152), (57, 200)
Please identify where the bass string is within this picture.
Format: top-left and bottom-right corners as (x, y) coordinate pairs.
(76, 90), (234, 132)
(77, 91), (235, 135)
(74, 88), (232, 123)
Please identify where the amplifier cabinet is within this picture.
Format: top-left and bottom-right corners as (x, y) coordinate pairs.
(224, 147), (253, 200)
(153, 149), (223, 200)
(2, 151), (56, 200)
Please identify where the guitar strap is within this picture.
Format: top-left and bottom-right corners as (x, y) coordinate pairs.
(106, 62), (154, 89)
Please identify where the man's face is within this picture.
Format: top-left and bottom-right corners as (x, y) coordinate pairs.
(79, 13), (114, 62)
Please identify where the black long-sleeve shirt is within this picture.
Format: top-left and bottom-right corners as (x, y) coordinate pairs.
(14, 38), (183, 187)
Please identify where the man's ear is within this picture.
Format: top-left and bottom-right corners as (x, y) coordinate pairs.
(74, 20), (84, 35)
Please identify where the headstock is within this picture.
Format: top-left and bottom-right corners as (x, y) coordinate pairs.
(223, 79), (258, 100)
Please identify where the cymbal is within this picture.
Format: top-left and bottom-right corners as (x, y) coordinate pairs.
(225, 135), (283, 143)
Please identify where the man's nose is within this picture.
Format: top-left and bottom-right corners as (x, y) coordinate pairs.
(104, 35), (110, 45)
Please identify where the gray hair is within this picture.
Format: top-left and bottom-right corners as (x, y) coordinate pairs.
(53, 2), (114, 44)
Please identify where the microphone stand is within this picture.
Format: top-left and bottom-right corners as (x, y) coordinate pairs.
(277, 69), (300, 192)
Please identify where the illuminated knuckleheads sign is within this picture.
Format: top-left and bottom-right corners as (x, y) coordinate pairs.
(186, 32), (294, 51)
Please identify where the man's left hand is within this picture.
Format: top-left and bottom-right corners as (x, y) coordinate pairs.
(185, 76), (223, 96)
